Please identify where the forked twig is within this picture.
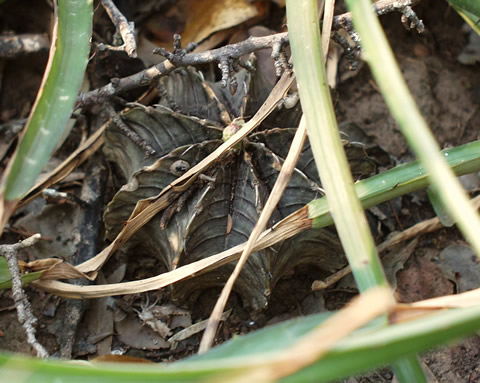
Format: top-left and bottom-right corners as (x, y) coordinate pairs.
(0, 33), (50, 57)
(105, 103), (156, 156)
(0, 234), (48, 358)
(100, 0), (137, 57)
(78, 0), (421, 107)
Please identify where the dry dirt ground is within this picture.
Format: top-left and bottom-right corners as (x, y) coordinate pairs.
(1, 0), (480, 381)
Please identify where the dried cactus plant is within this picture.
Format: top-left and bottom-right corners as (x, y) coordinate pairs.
(103, 58), (376, 311)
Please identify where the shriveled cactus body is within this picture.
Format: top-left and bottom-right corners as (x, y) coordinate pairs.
(103, 63), (375, 311)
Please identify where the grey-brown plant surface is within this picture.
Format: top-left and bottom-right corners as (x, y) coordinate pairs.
(103, 58), (375, 311)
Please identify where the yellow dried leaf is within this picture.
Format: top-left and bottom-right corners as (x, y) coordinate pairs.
(181, 0), (262, 44)
(19, 257), (92, 281)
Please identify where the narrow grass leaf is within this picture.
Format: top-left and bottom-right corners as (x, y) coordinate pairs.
(346, 0), (480, 257)
(3, 300), (480, 382)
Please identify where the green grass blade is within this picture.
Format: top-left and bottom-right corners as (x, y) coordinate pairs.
(448, 3), (480, 34)
(308, 140), (480, 227)
(286, 0), (386, 294)
(285, 0), (425, 380)
(2, 305), (480, 382)
(0, 256), (43, 289)
(281, 306), (480, 382)
(447, 0), (480, 17)
(345, 0), (480, 257)
(427, 186), (455, 227)
(391, 354), (428, 383)
(2, 0), (92, 201)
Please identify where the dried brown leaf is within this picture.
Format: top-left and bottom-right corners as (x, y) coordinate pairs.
(180, 0), (263, 44)
(18, 124), (105, 209)
(19, 258), (92, 281)
(31, 206), (311, 298)
(390, 288), (480, 324)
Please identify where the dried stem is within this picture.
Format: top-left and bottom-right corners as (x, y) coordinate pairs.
(0, 33), (50, 57)
(312, 195), (480, 291)
(100, 0), (137, 57)
(0, 234), (48, 358)
(58, 155), (108, 358)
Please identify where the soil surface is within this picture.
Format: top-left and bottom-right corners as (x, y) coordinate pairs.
(1, 0), (480, 381)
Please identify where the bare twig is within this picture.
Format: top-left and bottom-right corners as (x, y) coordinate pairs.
(0, 33), (50, 57)
(332, 0), (423, 48)
(100, 0), (137, 57)
(153, 33), (198, 64)
(77, 33), (287, 107)
(78, 0), (421, 107)
(17, 123), (106, 209)
(41, 188), (89, 208)
(332, 0), (420, 29)
(159, 33), (272, 93)
(105, 103), (156, 156)
(58, 155), (108, 358)
(271, 37), (290, 77)
(0, 234), (48, 358)
(400, 5), (424, 33)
